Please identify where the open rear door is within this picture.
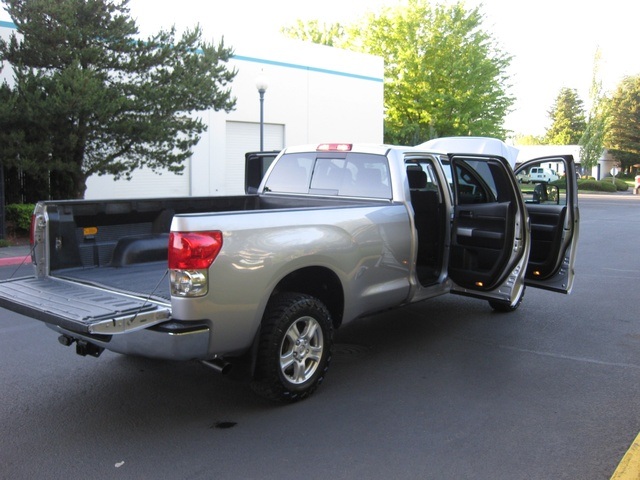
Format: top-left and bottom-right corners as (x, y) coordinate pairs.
(447, 154), (529, 307)
(515, 155), (579, 293)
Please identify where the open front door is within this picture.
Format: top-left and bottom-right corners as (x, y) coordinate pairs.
(448, 155), (529, 307)
(515, 155), (579, 293)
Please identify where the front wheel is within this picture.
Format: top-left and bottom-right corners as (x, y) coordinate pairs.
(489, 286), (525, 313)
(251, 293), (333, 403)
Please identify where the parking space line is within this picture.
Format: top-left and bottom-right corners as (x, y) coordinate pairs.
(611, 432), (640, 480)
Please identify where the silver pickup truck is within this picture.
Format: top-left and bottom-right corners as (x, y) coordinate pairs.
(0, 141), (580, 402)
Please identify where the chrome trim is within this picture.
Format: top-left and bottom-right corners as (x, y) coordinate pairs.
(49, 322), (211, 361)
(88, 307), (172, 334)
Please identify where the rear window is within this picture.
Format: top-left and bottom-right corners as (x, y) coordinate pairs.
(264, 152), (391, 199)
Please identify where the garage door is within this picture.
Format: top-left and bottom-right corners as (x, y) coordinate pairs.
(225, 121), (284, 194)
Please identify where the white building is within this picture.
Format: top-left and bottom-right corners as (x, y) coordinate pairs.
(0, 21), (384, 199)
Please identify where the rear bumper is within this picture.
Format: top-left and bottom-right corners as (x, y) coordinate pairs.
(48, 320), (211, 361)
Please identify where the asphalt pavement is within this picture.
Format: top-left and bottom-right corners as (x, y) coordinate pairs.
(1, 192), (639, 479)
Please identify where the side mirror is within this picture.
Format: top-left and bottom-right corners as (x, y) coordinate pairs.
(532, 183), (559, 205)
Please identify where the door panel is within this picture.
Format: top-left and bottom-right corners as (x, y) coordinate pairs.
(527, 206), (567, 278)
(450, 201), (513, 289)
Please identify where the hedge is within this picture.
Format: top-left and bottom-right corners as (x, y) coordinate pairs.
(577, 179), (617, 192)
(5, 204), (35, 234)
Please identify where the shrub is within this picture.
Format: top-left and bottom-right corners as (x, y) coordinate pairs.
(5, 204), (35, 234)
(598, 176), (629, 191)
(577, 179), (617, 192)
(614, 178), (629, 191)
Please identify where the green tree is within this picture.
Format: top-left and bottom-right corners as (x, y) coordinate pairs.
(513, 133), (545, 146)
(283, 0), (514, 145)
(607, 75), (640, 172)
(0, 0), (237, 199)
(579, 49), (609, 171)
(544, 87), (586, 145)
(281, 19), (348, 47)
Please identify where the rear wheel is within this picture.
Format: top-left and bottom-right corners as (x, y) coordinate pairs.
(251, 293), (333, 402)
(489, 286), (525, 313)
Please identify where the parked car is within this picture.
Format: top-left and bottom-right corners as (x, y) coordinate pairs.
(516, 171), (531, 183)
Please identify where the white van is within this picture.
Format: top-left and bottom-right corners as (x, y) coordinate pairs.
(529, 167), (559, 183)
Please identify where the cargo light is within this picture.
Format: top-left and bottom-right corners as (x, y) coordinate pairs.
(169, 231), (223, 297)
(317, 143), (352, 152)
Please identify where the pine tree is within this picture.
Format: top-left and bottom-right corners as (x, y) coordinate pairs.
(607, 75), (640, 172)
(0, 0), (237, 198)
(545, 88), (586, 145)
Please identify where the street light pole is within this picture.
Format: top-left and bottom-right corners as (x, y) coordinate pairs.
(255, 72), (269, 151)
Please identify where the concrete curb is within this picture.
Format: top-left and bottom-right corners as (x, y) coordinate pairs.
(0, 255), (31, 267)
(611, 432), (640, 479)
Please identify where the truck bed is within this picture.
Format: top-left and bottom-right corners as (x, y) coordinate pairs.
(0, 193), (375, 336)
(54, 261), (170, 302)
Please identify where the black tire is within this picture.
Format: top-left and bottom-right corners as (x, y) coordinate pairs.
(489, 286), (525, 313)
(251, 292), (333, 403)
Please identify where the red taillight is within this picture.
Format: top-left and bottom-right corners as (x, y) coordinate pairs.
(168, 231), (223, 270)
(317, 143), (352, 152)
(30, 214), (36, 246)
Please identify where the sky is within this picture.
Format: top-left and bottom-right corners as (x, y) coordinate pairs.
(2, 0), (639, 138)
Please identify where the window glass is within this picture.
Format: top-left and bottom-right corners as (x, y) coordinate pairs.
(263, 154), (314, 193)
(338, 154), (391, 199)
(310, 158), (355, 194)
(265, 152), (391, 199)
(517, 159), (567, 205)
(406, 160), (442, 194)
(451, 157), (521, 205)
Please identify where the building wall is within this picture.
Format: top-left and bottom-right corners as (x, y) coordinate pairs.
(0, 21), (384, 199)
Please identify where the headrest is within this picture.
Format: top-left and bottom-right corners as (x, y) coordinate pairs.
(407, 169), (427, 189)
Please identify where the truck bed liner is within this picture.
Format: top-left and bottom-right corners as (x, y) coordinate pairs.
(0, 262), (170, 334)
(55, 261), (170, 301)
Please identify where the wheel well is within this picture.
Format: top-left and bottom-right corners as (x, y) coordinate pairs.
(273, 267), (344, 328)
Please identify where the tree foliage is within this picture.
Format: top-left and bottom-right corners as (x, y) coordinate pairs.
(544, 87), (586, 145)
(283, 0), (514, 145)
(281, 20), (348, 48)
(512, 134), (545, 146)
(607, 75), (640, 172)
(579, 49), (609, 170)
(0, 0), (237, 198)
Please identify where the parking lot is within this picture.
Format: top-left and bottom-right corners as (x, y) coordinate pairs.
(1, 193), (639, 479)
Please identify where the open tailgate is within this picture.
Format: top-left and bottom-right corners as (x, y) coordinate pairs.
(0, 276), (170, 335)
